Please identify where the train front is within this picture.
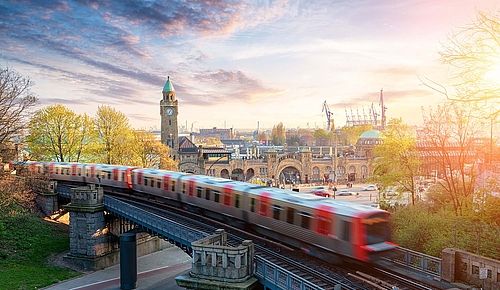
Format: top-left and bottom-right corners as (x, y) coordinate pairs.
(355, 211), (397, 263)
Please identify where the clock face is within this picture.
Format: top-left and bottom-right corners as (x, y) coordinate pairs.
(166, 108), (174, 116)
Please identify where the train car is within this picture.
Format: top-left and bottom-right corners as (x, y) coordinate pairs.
(49, 162), (87, 183)
(86, 164), (138, 189)
(15, 161), (395, 263)
(242, 187), (394, 263)
(177, 175), (265, 223)
(131, 168), (188, 199)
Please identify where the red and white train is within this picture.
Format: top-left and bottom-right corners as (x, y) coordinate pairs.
(19, 161), (396, 263)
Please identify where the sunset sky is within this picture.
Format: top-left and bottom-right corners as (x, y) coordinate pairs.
(1, 0), (498, 131)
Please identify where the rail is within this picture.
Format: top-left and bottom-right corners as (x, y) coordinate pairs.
(255, 256), (326, 290)
(391, 246), (441, 278)
(103, 196), (205, 247)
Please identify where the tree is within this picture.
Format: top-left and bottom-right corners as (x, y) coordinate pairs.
(340, 124), (372, 145)
(422, 102), (480, 215)
(26, 105), (92, 162)
(257, 132), (268, 143)
(438, 12), (499, 105)
(313, 128), (332, 146)
(373, 118), (420, 205)
(0, 67), (37, 145)
(131, 130), (177, 170)
(271, 122), (286, 146)
(94, 105), (133, 165)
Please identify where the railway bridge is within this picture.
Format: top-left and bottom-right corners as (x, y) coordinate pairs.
(31, 178), (500, 290)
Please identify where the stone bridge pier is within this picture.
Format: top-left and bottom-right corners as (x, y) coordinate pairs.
(63, 185), (169, 271)
(30, 177), (59, 215)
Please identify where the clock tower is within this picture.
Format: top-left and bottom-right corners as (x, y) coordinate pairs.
(160, 76), (179, 160)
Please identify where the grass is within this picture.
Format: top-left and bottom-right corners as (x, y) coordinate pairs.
(0, 211), (79, 290)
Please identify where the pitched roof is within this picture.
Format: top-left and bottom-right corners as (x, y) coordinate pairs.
(179, 136), (199, 153)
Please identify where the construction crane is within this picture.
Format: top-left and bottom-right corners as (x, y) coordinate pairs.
(322, 100), (335, 131)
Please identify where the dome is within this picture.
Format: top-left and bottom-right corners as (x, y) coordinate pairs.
(359, 129), (381, 139)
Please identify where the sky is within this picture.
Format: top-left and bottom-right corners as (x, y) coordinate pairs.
(0, 0), (498, 131)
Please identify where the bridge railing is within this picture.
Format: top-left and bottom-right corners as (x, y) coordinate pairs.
(391, 246), (441, 278)
(255, 256), (325, 290)
(103, 196), (206, 248)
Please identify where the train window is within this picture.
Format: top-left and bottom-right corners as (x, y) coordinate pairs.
(286, 208), (295, 224)
(234, 194), (240, 208)
(77, 168), (81, 176)
(250, 198), (255, 212)
(197, 187), (202, 198)
(214, 191), (220, 203)
(107, 172), (111, 179)
(171, 181), (175, 191)
(182, 183), (186, 194)
(300, 212), (311, 229)
(122, 172), (125, 181)
(205, 188), (210, 200)
(341, 221), (351, 241)
(157, 180), (161, 188)
(272, 205), (282, 220)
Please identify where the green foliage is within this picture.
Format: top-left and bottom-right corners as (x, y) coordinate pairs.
(373, 118), (420, 204)
(26, 104), (94, 162)
(313, 128), (333, 146)
(392, 203), (500, 259)
(0, 212), (78, 289)
(25, 104), (177, 168)
(340, 124), (372, 145)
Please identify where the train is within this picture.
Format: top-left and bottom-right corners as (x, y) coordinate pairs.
(18, 161), (396, 263)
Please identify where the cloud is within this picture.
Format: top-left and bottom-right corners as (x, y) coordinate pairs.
(189, 69), (282, 104)
(329, 89), (430, 110)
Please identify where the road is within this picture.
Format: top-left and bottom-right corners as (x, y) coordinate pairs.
(296, 184), (412, 207)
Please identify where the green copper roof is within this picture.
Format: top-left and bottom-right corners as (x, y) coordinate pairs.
(359, 129), (381, 139)
(162, 76), (175, 92)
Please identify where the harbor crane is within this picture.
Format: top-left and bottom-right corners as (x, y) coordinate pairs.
(322, 100), (335, 131)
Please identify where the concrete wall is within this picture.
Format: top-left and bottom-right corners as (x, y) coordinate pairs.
(442, 248), (500, 290)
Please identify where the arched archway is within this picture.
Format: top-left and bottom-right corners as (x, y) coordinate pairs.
(278, 166), (301, 184)
(220, 169), (229, 179)
(325, 166), (333, 182)
(337, 166), (345, 179)
(348, 165), (356, 182)
(312, 166), (320, 182)
(245, 168), (255, 181)
(361, 165), (368, 180)
(231, 168), (245, 181)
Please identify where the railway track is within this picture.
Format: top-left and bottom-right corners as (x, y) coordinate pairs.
(58, 183), (439, 289)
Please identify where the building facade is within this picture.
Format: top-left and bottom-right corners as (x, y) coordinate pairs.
(163, 77), (374, 183)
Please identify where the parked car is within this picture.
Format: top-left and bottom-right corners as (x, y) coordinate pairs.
(362, 184), (378, 191)
(336, 189), (354, 196)
(311, 188), (332, 197)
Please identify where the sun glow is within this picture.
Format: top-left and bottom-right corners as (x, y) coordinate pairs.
(483, 57), (500, 86)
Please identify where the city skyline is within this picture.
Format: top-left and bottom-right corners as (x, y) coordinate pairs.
(1, 0), (497, 130)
